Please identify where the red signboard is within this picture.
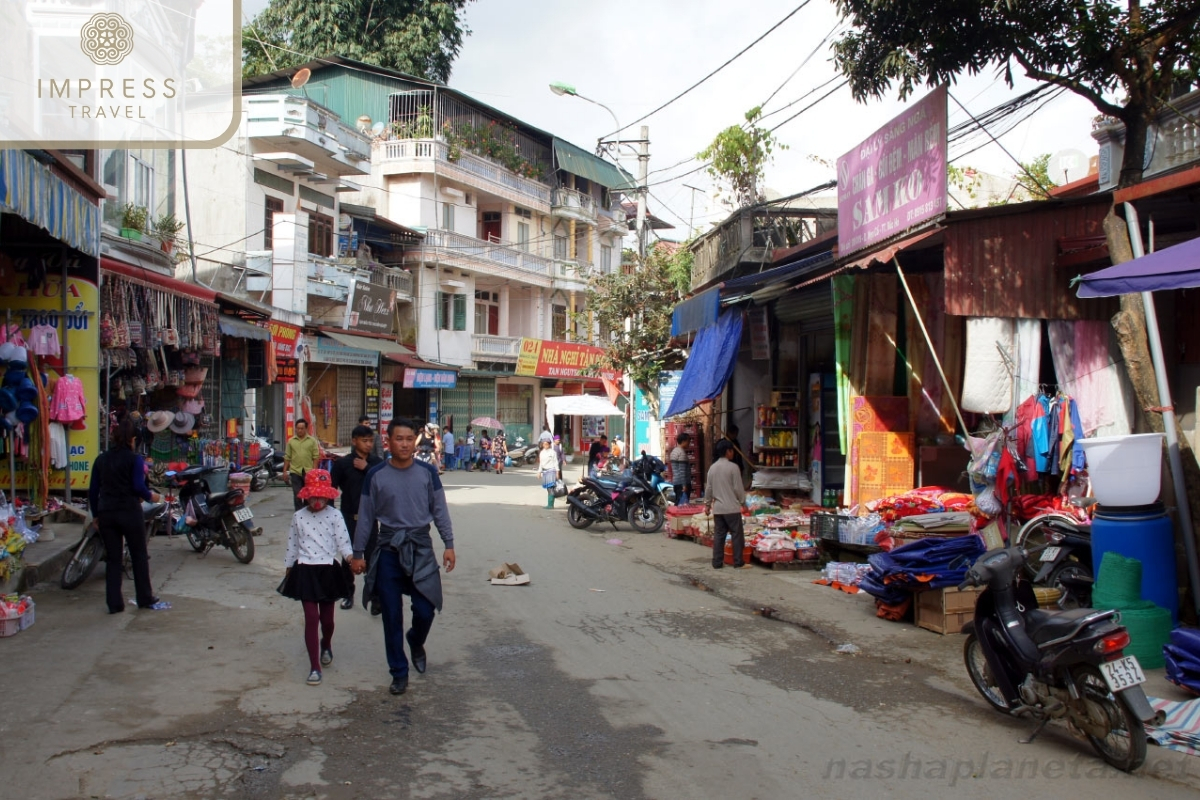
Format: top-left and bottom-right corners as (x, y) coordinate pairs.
(259, 319), (301, 358)
(514, 338), (621, 382)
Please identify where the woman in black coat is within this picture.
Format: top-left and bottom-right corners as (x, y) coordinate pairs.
(88, 418), (166, 613)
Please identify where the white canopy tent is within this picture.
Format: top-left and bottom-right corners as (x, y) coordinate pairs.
(545, 394), (623, 418)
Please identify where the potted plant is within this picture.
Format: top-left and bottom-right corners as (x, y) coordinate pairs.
(151, 213), (185, 255)
(120, 203), (148, 241)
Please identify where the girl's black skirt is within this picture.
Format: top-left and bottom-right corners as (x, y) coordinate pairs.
(279, 562), (350, 603)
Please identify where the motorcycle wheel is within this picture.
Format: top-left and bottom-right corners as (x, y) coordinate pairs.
(567, 492), (596, 529)
(1073, 665), (1146, 772)
(1048, 561), (1093, 609)
(1013, 514), (1081, 580)
(61, 535), (104, 590)
(228, 521), (255, 564)
(251, 472), (268, 492)
(628, 499), (665, 533)
(186, 528), (206, 552)
(963, 633), (1012, 713)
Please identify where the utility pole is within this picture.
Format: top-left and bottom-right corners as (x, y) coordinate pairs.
(683, 183), (704, 239)
(636, 125), (649, 262)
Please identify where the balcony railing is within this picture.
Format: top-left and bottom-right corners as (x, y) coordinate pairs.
(598, 207), (629, 234)
(551, 187), (597, 221)
(471, 334), (522, 359)
(411, 228), (553, 279)
(376, 139), (552, 206)
(247, 94), (371, 173)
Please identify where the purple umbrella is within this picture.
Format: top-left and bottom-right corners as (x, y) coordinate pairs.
(1076, 234), (1200, 297)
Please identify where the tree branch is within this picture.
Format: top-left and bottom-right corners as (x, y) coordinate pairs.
(1011, 52), (1127, 119)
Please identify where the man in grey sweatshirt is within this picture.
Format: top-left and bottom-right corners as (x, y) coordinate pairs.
(705, 438), (747, 569)
(350, 418), (457, 696)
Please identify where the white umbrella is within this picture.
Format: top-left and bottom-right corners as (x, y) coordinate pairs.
(545, 395), (623, 417)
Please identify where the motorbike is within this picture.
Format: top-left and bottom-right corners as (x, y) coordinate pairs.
(506, 436), (530, 463)
(242, 443), (282, 492)
(1014, 506), (1094, 608)
(631, 452), (675, 508)
(566, 470), (664, 533)
(61, 499), (170, 589)
(170, 465), (258, 563)
(960, 545), (1161, 772)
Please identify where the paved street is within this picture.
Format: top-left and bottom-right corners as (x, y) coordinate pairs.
(5, 468), (1200, 799)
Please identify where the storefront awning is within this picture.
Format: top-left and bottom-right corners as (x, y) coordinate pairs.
(553, 139), (635, 190)
(720, 250), (834, 302)
(545, 394), (623, 417)
(321, 330), (459, 372)
(218, 315), (272, 341)
(102, 258), (217, 304)
(664, 309), (743, 419)
(671, 286), (721, 337)
(837, 227), (942, 271)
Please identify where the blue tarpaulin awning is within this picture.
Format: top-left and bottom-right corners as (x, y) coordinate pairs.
(1076, 235), (1200, 297)
(671, 286), (721, 337)
(664, 309), (743, 419)
(719, 250), (834, 299)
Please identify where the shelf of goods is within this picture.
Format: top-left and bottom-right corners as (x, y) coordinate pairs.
(664, 421), (703, 498)
(754, 403), (800, 469)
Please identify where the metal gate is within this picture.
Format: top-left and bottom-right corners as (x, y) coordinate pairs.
(337, 366), (365, 445)
(439, 378), (495, 427)
(773, 285), (834, 331)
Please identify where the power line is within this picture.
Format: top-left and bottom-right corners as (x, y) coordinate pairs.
(595, 0), (815, 141)
(767, 79), (849, 132)
(758, 21), (842, 112)
(947, 90), (1054, 195)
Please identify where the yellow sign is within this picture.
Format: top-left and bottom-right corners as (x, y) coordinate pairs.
(515, 337), (543, 377)
(0, 274), (99, 492)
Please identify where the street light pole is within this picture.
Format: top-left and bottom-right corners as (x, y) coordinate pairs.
(549, 82), (621, 132)
(636, 125), (649, 261)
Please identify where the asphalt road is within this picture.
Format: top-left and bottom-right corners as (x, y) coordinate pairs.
(4, 468), (1199, 799)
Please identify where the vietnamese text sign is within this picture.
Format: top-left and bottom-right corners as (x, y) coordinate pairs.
(0, 0), (239, 146)
(345, 280), (396, 335)
(309, 337), (378, 367)
(403, 368), (458, 389)
(514, 338), (621, 382)
(259, 319), (301, 358)
(837, 85), (947, 258)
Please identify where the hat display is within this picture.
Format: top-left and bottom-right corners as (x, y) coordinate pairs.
(182, 398), (204, 415)
(146, 410), (174, 433)
(15, 376), (38, 403)
(170, 411), (196, 435)
(0, 387), (15, 413)
(3, 367), (24, 388)
(15, 402), (38, 424)
(297, 468), (340, 501)
(0, 342), (16, 364)
(176, 383), (201, 399)
(8, 346), (27, 370)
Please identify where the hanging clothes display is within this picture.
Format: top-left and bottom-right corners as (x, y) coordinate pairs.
(27, 324), (61, 357)
(50, 374), (86, 424)
(1048, 320), (1134, 438)
(961, 317), (1015, 414)
(1014, 319), (1042, 408)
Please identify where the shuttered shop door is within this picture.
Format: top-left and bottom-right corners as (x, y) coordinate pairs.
(337, 366), (364, 445)
(773, 286), (834, 332)
(440, 378), (495, 424)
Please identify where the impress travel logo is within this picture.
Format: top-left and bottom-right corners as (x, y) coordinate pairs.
(0, 0), (241, 147)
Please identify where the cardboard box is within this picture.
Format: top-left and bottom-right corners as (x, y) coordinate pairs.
(489, 563), (530, 586)
(915, 586), (982, 635)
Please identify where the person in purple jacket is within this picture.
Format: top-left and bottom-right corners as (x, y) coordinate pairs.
(88, 418), (168, 614)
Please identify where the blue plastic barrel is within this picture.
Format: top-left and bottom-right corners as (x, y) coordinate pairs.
(1091, 502), (1179, 623)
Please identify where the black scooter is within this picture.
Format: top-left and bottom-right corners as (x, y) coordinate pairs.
(1015, 509), (1094, 608)
(170, 466), (257, 563)
(566, 470), (664, 533)
(961, 546), (1161, 772)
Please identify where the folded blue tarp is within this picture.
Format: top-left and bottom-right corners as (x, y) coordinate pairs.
(1165, 627), (1200, 695)
(861, 534), (987, 600)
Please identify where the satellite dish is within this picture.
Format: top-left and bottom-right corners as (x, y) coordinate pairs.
(371, 121), (385, 135)
(1050, 148), (1088, 184)
(291, 68), (311, 90)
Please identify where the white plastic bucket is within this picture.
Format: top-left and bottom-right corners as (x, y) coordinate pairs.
(1079, 433), (1164, 506)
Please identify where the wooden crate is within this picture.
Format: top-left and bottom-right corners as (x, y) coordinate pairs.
(915, 586), (983, 635)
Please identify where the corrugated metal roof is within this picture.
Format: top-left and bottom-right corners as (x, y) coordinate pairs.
(721, 250), (833, 295)
(944, 200), (1117, 320)
(552, 139), (634, 189)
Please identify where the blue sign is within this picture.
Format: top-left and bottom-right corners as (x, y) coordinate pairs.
(405, 368), (458, 389)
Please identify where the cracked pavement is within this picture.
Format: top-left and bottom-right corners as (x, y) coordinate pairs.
(5, 470), (1200, 798)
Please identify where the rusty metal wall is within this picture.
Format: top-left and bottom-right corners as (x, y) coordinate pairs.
(944, 201), (1117, 320)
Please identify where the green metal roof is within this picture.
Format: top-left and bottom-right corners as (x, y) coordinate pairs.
(552, 139), (635, 190)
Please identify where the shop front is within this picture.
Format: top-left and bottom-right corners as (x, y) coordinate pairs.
(306, 335), (378, 447)
(515, 338), (623, 460)
(253, 317), (302, 443)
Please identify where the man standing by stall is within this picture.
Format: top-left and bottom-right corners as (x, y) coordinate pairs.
(284, 418), (321, 510)
(706, 439), (748, 569)
(350, 418), (456, 696)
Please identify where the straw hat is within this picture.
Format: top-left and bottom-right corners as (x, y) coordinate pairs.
(146, 410), (174, 433)
(170, 411), (196, 435)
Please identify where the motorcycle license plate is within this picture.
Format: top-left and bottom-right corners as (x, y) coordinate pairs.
(1040, 546), (1061, 562)
(1100, 656), (1146, 692)
(233, 507), (253, 523)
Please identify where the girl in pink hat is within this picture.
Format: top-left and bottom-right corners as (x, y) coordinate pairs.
(279, 469), (353, 686)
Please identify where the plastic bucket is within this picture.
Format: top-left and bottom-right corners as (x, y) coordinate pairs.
(1092, 502), (1179, 623)
(1079, 433), (1164, 506)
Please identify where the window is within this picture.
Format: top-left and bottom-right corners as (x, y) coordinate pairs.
(517, 221), (530, 251)
(474, 290), (499, 335)
(307, 210), (334, 257)
(600, 245), (613, 274)
(552, 304), (567, 341)
(514, 206), (532, 219)
(264, 196), (284, 250)
(554, 235), (568, 260)
(442, 201), (455, 231)
(130, 153), (153, 209)
(437, 291), (467, 331)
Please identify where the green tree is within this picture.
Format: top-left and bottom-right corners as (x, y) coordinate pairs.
(582, 243), (690, 415)
(832, 0), (1200, 188)
(697, 107), (786, 208)
(242, 0), (473, 81)
(1011, 153), (1056, 202)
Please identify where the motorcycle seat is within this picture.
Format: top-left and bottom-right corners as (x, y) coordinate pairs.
(592, 476), (629, 490)
(1023, 607), (1109, 645)
(206, 491), (239, 506)
(176, 466), (217, 479)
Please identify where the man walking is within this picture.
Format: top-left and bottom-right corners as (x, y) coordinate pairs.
(350, 418), (456, 696)
(358, 414), (385, 461)
(705, 439), (748, 569)
(331, 424), (384, 612)
(442, 425), (456, 472)
(283, 418), (321, 510)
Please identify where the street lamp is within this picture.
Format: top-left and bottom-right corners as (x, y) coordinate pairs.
(549, 81), (622, 133)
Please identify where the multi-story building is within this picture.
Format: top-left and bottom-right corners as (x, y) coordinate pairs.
(244, 57), (634, 447)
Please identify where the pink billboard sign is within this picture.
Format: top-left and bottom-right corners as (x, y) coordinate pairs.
(837, 85), (948, 258)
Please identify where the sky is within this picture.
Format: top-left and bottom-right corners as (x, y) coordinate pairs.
(242, 0), (1103, 239)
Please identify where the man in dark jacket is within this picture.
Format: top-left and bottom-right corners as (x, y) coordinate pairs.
(358, 414), (385, 461)
(331, 425), (383, 611)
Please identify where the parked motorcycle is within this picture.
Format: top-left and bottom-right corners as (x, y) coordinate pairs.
(631, 452), (675, 508)
(506, 436), (531, 463)
(61, 500), (169, 589)
(960, 545), (1161, 771)
(170, 465), (257, 563)
(1014, 507), (1094, 608)
(242, 442), (283, 492)
(566, 471), (664, 533)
